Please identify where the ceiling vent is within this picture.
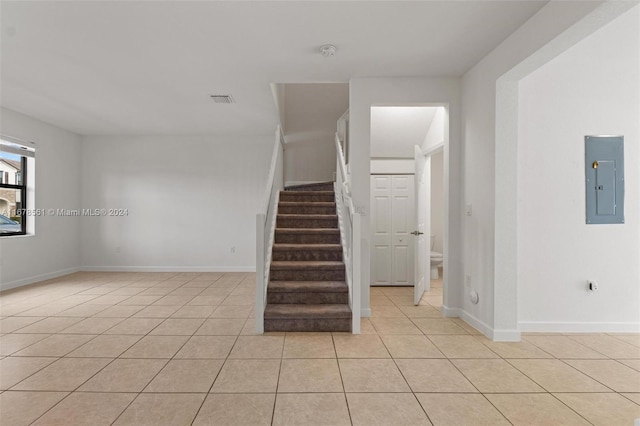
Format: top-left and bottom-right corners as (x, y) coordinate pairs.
(210, 95), (234, 104)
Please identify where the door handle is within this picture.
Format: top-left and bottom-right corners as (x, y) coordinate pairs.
(410, 231), (424, 236)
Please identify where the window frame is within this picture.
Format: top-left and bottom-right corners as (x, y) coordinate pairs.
(0, 155), (27, 236)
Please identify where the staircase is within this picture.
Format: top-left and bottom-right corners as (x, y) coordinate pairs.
(264, 182), (351, 332)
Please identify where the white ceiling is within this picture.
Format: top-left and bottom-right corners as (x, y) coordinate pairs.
(1, 1), (547, 136)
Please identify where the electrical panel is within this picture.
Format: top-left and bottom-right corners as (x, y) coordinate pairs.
(585, 136), (624, 224)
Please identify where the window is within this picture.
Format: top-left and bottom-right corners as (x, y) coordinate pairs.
(1, 138), (34, 236)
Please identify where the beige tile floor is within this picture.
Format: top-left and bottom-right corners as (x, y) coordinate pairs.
(0, 272), (639, 426)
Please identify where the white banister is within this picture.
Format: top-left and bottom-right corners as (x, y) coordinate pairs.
(336, 109), (350, 170)
(255, 214), (265, 333)
(256, 126), (285, 333)
(334, 132), (361, 334)
(352, 213), (361, 334)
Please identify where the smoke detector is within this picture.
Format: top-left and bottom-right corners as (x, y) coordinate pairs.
(210, 95), (234, 104)
(320, 44), (337, 57)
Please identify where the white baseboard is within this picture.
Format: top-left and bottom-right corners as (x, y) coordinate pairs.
(491, 328), (522, 342)
(1, 266), (256, 292)
(440, 305), (521, 342)
(1, 267), (81, 292)
(519, 321), (640, 333)
(440, 308), (638, 339)
(361, 308), (372, 318)
(440, 304), (460, 317)
(460, 310), (506, 340)
(81, 266), (256, 273)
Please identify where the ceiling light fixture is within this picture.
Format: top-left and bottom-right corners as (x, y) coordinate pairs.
(320, 44), (337, 57)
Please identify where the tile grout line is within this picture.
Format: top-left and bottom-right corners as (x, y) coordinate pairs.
(24, 299), (181, 425)
(2, 273), (638, 425)
(498, 357), (608, 425)
(331, 332), (354, 426)
(377, 331), (438, 425)
(268, 331), (287, 426)
(189, 276), (244, 425)
(557, 358), (619, 392)
(13, 272), (237, 426)
(108, 272), (239, 426)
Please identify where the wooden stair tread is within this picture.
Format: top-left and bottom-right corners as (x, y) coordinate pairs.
(268, 281), (348, 293)
(264, 304), (351, 319)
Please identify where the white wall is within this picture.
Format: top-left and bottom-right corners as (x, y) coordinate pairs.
(461, 1), (606, 339)
(0, 107), (82, 290)
(349, 77), (462, 317)
(517, 6), (639, 332)
(370, 159), (414, 175)
(431, 151), (444, 253)
(425, 108), (445, 254)
(80, 135), (272, 271)
(271, 83), (286, 130)
(423, 107), (445, 152)
(282, 83), (348, 185)
(370, 107), (436, 158)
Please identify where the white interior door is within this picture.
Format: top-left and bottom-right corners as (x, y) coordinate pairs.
(391, 175), (414, 286)
(414, 146), (431, 304)
(371, 174), (416, 286)
(371, 175), (392, 285)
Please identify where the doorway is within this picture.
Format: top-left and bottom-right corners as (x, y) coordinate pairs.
(369, 105), (447, 305)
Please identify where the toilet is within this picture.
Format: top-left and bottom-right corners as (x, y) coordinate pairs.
(430, 236), (443, 280)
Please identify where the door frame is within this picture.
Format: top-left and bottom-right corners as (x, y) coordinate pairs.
(413, 145), (429, 304)
(414, 142), (444, 304)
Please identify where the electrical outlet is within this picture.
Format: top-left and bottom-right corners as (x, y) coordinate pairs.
(588, 280), (598, 291)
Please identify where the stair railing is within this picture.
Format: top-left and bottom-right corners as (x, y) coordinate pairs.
(335, 132), (361, 334)
(256, 125), (285, 333)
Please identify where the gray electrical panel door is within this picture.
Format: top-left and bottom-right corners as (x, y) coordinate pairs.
(585, 136), (624, 224)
